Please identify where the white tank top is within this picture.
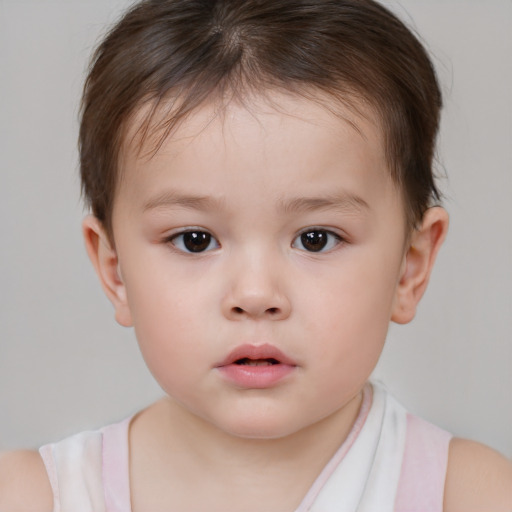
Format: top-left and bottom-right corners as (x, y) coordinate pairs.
(40, 382), (451, 511)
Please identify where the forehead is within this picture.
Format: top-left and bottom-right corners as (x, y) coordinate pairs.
(115, 90), (399, 217)
(121, 90), (385, 169)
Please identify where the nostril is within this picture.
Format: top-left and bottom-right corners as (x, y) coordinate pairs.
(230, 306), (281, 316)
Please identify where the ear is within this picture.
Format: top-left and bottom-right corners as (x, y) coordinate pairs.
(391, 207), (449, 324)
(82, 215), (133, 327)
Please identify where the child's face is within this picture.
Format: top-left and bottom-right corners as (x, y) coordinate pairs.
(107, 93), (411, 438)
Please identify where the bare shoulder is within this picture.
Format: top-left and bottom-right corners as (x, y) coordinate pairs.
(0, 450), (53, 511)
(444, 437), (512, 512)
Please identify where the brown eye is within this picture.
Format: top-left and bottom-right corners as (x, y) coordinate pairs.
(293, 229), (341, 252)
(301, 231), (327, 252)
(171, 231), (219, 253)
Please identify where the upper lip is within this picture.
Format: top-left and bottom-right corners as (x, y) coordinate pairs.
(216, 343), (297, 367)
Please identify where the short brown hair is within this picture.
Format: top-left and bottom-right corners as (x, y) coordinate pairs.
(80, 0), (442, 237)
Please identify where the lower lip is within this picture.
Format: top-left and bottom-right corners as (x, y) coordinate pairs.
(217, 363), (296, 389)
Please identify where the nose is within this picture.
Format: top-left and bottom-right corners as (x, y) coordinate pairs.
(221, 252), (291, 321)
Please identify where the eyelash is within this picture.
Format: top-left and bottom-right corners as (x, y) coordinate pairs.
(166, 229), (220, 254)
(165, 228), (344, 254)
(292, 229), (343, 253)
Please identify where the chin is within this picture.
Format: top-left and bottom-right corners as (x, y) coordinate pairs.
(211, 410), (307, 440)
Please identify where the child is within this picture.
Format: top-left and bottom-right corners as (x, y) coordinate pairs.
(1, 0), (511, 510)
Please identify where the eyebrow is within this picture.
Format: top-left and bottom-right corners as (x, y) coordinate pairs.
(143, 191), (224, 212)
(279, 193), (370, 215)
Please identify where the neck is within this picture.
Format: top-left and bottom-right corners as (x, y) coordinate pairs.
(129, 386), (368, 511)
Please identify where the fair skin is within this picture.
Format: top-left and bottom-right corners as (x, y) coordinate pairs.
(0, 93), (510, 511)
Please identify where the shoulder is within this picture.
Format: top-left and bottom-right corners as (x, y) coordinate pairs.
(444, 437), (512, 512)
(0, 450), (53, 511)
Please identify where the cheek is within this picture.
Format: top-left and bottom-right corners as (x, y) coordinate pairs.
(122, 266), (210, 376)
(123, 247), (210, 326)
(300, 251), (400, 367)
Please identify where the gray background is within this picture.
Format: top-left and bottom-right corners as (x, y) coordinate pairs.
(1, 0), (511, 457)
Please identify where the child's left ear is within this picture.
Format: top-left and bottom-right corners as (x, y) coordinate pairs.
(391, 207), (449, 324)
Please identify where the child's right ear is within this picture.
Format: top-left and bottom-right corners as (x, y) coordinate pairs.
(82, 215), (133, 327)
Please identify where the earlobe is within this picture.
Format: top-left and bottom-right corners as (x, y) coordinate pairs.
(82, 215), (133, 327)
(391, 207), (449, 324)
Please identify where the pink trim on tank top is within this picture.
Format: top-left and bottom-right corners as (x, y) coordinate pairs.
(102, 417), (132, 511)
(394, 413), (452, 512)
(39, 443), (61, 509)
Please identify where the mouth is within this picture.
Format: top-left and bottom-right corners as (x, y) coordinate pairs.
(216, 344), (297, 368)
(216, 344), (297, 388)
(234, 358), (280, 366)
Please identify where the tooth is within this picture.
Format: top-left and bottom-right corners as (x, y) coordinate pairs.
(245, 360), (272, 366)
